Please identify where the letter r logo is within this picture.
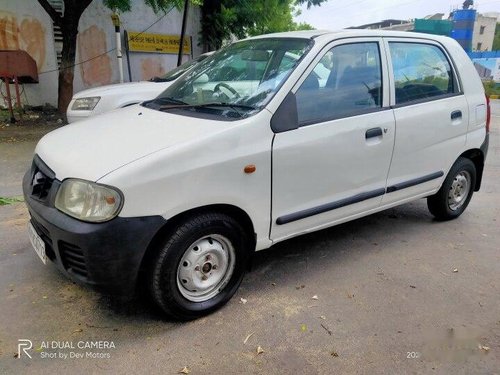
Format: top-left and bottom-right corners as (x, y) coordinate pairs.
(18, 339), (32, 359)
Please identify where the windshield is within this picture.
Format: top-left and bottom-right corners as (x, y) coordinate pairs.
(150, 54), (209, 82)
(144, 38), (313, 118)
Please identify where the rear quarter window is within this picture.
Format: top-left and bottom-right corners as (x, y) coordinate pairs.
(389, 42), (458, 105)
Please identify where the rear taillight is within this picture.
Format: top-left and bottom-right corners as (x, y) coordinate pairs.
(486, 94), (491, 133)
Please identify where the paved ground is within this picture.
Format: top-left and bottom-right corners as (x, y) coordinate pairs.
(1, 103), (499, 374)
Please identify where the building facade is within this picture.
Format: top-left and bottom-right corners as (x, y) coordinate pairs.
(0, 0), (202, 107)
(350, 11), (497, 52)
(472, 14), (497, 51)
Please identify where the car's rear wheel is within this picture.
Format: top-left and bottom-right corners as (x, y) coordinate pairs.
(148, 212), (251, 320)
(427, 157), (476, 220)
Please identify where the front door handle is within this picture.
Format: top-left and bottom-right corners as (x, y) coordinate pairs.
(366, 127), (383, 139)
(451, 110), (462, 120)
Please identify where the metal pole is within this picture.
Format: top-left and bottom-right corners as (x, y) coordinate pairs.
(13, 76), (21, 108)
(124, 30), (133, 82)
(116, 26), (124, 83)
(3, 76), (15, 123)
(112, 13), (124, 83)
(177, 0), (189, 67)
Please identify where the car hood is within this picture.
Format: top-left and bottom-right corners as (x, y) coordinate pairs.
(72, 81), (168, 99)
(35, 105), (236, 182)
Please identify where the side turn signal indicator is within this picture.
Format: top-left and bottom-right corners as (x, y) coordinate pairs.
(244, 164), (256, 174)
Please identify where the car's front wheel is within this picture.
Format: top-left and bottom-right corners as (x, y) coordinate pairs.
(427, 157), (476, 220)
(148, 212), (251, 320)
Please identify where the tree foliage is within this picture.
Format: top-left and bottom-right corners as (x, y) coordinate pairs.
(493, 23), (500, 51)
(201, 0), (325, 51)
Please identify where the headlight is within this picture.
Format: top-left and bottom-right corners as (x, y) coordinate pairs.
(71, 97), (100, 111)
(55, 179), (122, 222)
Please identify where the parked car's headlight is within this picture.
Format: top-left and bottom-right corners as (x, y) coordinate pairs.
(55, 179), (122, 222)
(71, 97), (100, 111)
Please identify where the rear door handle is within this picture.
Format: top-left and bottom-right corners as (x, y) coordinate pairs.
(365, 127), (383, 139)
(451, 110), (462, 120)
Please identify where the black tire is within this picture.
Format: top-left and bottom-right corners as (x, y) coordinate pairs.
(427, 157), (476, 221)
(148, 212), (251, 320)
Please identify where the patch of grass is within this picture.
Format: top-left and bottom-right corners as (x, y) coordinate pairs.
(0, 196), (24, 205)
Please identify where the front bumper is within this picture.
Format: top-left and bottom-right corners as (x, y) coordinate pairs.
(22, 163), (166, 295)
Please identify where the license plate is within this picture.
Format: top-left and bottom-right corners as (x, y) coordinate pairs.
(28, 222), (47, 265)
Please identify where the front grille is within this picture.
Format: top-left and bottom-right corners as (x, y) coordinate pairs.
(31, 168), (53, 200)
(30, 156), (56, 203)
(59, 241), (88, 278)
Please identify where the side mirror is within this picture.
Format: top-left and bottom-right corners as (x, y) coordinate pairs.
(271, 92), (298, 133)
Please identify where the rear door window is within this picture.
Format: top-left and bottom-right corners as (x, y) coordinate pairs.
(389, 42), (457, 105)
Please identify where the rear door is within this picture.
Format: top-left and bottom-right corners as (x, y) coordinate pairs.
(382, 38), (469, 205)
(271, 38), (395, 241)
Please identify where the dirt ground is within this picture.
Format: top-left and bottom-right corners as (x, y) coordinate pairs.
(0, 103), (499, 374)
(0, 109), (63, 197)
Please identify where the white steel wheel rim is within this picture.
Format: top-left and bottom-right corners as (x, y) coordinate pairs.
(176, 234), (236, 302)
(447, 170), (471, 211)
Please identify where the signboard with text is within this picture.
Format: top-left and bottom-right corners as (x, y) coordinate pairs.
(127, 32), (191, 54)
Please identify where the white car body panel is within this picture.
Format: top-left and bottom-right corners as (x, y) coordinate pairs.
(37, 105), (239, 181)
(35, 30), (487, 253)
(66, 81), (171, 123)
(98, 109), (275, 250)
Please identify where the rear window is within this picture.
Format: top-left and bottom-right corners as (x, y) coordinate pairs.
(389, 42), (457, 105)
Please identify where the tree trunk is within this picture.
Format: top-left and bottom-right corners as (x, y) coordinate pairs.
(201, 0), (222, 52)
(38, 0), (93, 114)
(58, 27), (78, 114)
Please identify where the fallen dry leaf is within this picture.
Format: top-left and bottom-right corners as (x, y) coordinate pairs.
(453, 268), (458, 273)
(301, 324), (307, 332)
(72, 328), (83, 334)
(478, 344), (490, 352)
(240, 298), (247, 304)
(256, 346), (264, 355)
(179, 366), (190, 374)
(243, 332), (254, 344)
(312, 295), (318, 300)
(331, 351), (339, 357)
(319, 315), (326, 320)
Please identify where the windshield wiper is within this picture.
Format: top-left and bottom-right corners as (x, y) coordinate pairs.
(150, 76), (172, 83)
(155, 97), (189, 105)
(159, 102), (257, 117)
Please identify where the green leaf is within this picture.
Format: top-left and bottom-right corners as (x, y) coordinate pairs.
(0, 196), (24, 206)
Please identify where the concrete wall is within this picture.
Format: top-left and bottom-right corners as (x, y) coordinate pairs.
(0, 1), (59, 107)
(472, 14), (496, 51)
(0, 0), (202, 107)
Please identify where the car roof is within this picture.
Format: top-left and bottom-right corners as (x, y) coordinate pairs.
(245, 29), (451, 43)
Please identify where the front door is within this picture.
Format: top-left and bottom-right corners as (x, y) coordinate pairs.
(271, 39), (395, 242)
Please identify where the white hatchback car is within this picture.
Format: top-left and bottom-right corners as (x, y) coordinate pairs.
(66, 53), (212, 123)
(24, 30), (489, 320)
